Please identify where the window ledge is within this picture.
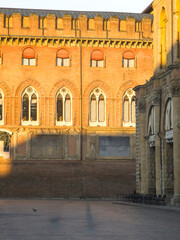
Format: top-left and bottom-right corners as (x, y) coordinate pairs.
(89, 122), (106, 127)
(56, 122), (72, 126)
(21, 121), (39, 126)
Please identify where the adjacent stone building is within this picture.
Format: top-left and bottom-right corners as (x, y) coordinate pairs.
(135, 0), (180, 205)
(0, 7), (153, 197)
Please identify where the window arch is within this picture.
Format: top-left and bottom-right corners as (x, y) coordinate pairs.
(0, 89), (4, 125)
(89, 88), (106, 126)
(122, 51), (135, 68)
(56, 87), (72, 125)
(91, 50), (104, 67)
(123, 88), (136, 127)
(148, 106), (155, 136)
(165, 99), (173, 131)
(160, 7), (167, 68)
(56, 49), (70, 66)
(22, 47), (36, 66)
(22, 86), (38, 125)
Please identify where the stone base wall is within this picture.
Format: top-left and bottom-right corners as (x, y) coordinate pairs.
(0, 160), (135, 198)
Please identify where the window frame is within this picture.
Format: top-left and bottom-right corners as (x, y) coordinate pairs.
(123, 88), (136, 127)
(21, 86), (39, 126)
(122, 51), (135, 68)
(22, 48), (36, 66)
(56, 87), (72, 126)
(89, 88), (106, 127)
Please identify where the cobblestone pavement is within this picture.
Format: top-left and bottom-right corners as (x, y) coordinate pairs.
(0, 199), (179, 240)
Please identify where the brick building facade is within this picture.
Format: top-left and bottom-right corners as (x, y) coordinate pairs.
(0, 8), (153, 197)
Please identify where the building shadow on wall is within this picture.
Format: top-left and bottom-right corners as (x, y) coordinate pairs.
(0, 131), (136, 199)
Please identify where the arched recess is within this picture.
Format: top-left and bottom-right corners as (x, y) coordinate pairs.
(0, 129), (12, 160)
(160, 7), (167, 68)
(83, 80), (111, 126)
(49, 79), (79, 126)
(116, 80), (138, 127)
(163, 98), (174, 196)
(22, 47), (36, 66)
(15, 79), (45, 125)
(0, 81), (11, 125)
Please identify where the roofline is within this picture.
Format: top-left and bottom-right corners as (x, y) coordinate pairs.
(142, 2), (153, 14)
(0, 7), (153, 18)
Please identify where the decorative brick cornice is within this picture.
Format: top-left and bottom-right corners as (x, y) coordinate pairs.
(0, 35), (153, 49)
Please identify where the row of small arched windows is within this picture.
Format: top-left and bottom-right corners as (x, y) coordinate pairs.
(0, 48), (136, 68)
(0, 86), (136, 127)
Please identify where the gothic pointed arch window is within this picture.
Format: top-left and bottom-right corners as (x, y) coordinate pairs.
(164, 98), (173, 143)
(123, 51), (135, 68)
(91, 50), (104, 67)
(22, 86), (38, 125)
(123, 88), (136, 127)
(56, 49), (70, 67)
(160, 7), (167, 68)
(148, 106), (155, 136)
(89, 88), (106, 126)
(0, 89), (4, 125)
(148, 106), (155, 147)
(56, 87), (72, 126)
(22, 47), (36, 66)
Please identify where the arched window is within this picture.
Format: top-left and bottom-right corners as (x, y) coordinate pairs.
(165, 99), (173, 131)
(0, 89), (4, 124)
(123, 88), (136, 127)
(56, 49), (70, 66)
(160, 8), (167, 68)
(91, 50), (104, 67)
(56, 87), (72, 125)
(22, 86), (38, 125)
(165, 99), (173, 143)
(148, 106), (155, 136)
(22, 48), (36, 66)
(89, 88), (106, 126)
(123, 51), (135, 68)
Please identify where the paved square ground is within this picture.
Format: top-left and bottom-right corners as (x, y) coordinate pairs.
(0, 200), (179, 240)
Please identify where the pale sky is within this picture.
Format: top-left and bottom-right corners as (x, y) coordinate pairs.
(0, 0), (152, 13)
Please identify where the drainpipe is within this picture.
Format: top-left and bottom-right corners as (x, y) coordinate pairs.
(8, 16), (10, 36)
(80, 38), (83, 161)
(171, 0), (174, 63)
(157, 90), (163, 195)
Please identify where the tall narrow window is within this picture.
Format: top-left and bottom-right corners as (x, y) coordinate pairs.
(22, 86), (38, 125)
(164, 99), (173, 143)
(165, 99), (173, 131)
(91, 50), (104, 67)
(89, 88), (106, 126)
(123, 88), (136, 127)
(56, 49), (70, 67)
(56, 87), (72, 126)
(160, 8), (167, 68)
(0, 89), (4, 124)
(148, 106), (155, 135)
(22, 48), (36, 66)
(123, 51), (135, 68)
